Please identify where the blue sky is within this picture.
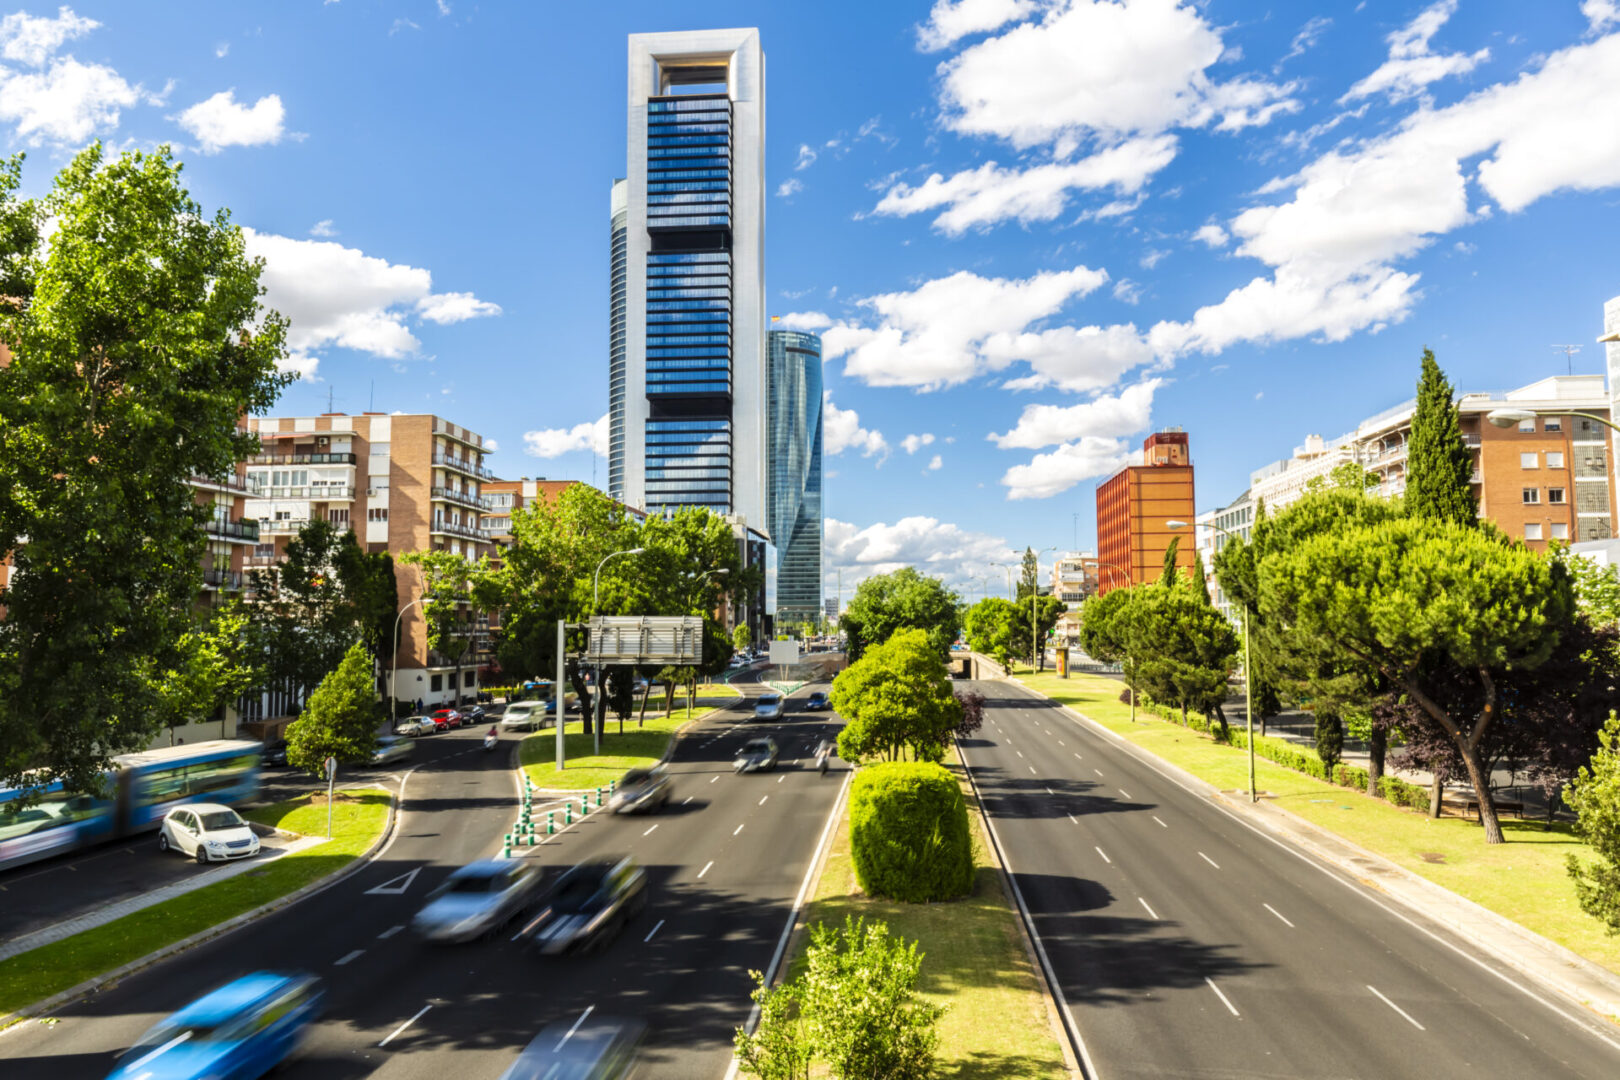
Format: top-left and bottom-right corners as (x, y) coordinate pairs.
(4, 1), (1620, 598)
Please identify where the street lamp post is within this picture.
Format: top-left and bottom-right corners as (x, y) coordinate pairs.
(1029, 545), (1058, 673)
(589, 547), (646, 755)
(1168, 519), (1257, 804)
(390, 596), (426, 731)
(1487, 406), (1620, 437)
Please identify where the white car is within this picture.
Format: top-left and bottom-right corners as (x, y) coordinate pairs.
(500, 700), (554, 732)
(158, 803), (260, 864)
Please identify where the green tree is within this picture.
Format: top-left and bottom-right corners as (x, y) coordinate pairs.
(735, 973), (813, 1080)
(248, 520), (372, 707)
(1560, 547), (1620, 629)
(1160, 535), (1181, 586)
(733, 623), (754, 653)
(1567, 711), (1620, 934)
(399, 548), (484, 706)
(833, 629), (962, 763)
(1018, 546), (1039, 598)
(1011, 594), (1066, 672)
(1127, 583), (1240, 734)
(1079, 587), (1141, 707)
(1314, 704), (1344, 777)
(286, 642), (380, 773)
(963, 597), (1017, 669)
(1264, 518), (1572, 843)
(151, 606), (259, 746)
(801, 916), (943, 1080)
(1404, 348), (1477, 526)
(337, 543), (399, 692)
(0, 145), (289, 794)
(839, 567), (962, 661)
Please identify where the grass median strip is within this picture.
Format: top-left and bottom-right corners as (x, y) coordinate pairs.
(1015, 668), (1620, 976)
(791, 747), (1069, 1080)
(0, 788), (390, 1022)
(518, 685), (737, 791)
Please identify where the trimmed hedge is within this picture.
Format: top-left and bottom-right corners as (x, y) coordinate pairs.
(849, 762), (973, 904)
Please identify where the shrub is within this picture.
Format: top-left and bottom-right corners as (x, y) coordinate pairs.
(848, 762), (973, 903)
(1380, 775), (1430, 811)
(1334, 763), (1370, 790)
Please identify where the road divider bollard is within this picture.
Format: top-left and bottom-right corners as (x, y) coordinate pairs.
(503, 834), (512, 858)
(547, 811), (555, 835)
(565, 804), (573, 825)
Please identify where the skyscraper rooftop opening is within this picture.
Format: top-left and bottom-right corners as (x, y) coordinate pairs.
(660, 61), (729, 95)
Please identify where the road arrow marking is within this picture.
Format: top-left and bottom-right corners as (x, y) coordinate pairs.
(366, 867), (422, 895)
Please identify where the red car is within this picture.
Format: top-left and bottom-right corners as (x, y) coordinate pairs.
(431, 708), (462, 731)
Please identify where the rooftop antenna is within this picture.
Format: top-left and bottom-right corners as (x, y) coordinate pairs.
(1552, 344), (1582, 375)
(326, 385), (335, 413)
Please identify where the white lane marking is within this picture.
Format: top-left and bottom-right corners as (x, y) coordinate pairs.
(1119, 789), (1132, 800)
(734, 823), (746, 835)
(643, 919), (666, 943)
(643, 823), (659, 837)
(1016, 750), (1025, 758)
(556, 1006), (595, 1049)
(1198, 851), (1221, 870)
(1263, 903), (1295, 928)
(379, 1004), (432, 1047)
(1058, 740), (1065, 747)
(1369, 985), (1425, 1030)
(377, 925), (405, 940)
(711, 776), (719, 784)
(1067, 813), (1077, 824)
(335, 949), (364, 966)
(759, 795), (769, 806)
(1093, 768), (1103, 778)
(683, 796), (693, 805)
(778, 775), (786, 783)
(1138, 897), (1160, 920)
(1153, 816), (1167, 828)
(1046, 787), (1055, 795)
(366, 866), (421, 895)
(1028, 765), (1037, 775)
(1095, 846), (1112, 864)
(1206, 978), (1240, 1017)
(1073, 752), (1082, 760)
(698, 860), (714, 878)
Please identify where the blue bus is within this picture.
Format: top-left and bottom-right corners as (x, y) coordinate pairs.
(0, 739), (262, 872)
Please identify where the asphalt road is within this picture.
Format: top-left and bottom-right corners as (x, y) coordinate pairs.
(0, 679), (846, 1080)
(957, 678), (1620, 1080)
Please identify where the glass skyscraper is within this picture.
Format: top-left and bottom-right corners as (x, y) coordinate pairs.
(768, 330), (823, 628)
(608, 179), (628, 502)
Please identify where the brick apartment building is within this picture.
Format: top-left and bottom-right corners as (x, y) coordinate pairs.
(1096, 430), (1197, 594)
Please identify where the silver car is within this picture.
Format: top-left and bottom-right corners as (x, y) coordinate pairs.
(753, 693), (785, 722)
(371, 735), (415, 765)
(734, 737), (779, 773)
(412, 861), (542, 943)
(608, 766), (671, 814)
(499, 700), (551, 732)
(394, 716), (434, 737)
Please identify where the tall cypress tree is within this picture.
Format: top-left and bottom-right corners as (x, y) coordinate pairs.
(1160, 536), (1181, 587)
(1404, 348), (1477, 525)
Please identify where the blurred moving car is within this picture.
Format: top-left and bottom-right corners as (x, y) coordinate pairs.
(370, 735), (415, 766)
(431, 708), (463, 730)
(412, 860), (542, 943)
(159, 803), (260, 864)
(734, 737), (779, 773)
(463, 705), (487, 723)
(259, 739), (288, 767)
(108, 972), (324, 1080)
(753, 693), (785, 722)
(608, 766), (670, 814)
(498, 1016), (646, 1080)
(394, 716), (435, 737)
(804, 691), (830, 711)
(500, 700), (552, 732)
(521, 856), (647, 955)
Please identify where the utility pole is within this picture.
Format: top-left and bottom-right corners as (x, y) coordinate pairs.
(1552, 344), (1582, 375)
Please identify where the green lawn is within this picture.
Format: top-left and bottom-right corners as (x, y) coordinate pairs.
(1013, 668), (1620, 976)
(0, 788), (391, 1024)
(790, 749), (1070, 1080)
(518, 685), (738, 791)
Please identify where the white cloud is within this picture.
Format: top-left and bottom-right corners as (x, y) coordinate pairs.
(823, 396), (889, 458)
(309, 219), (338, 238)
(1277, 15), (1332, 69)
(901, 432), (936, 454)
(522, 414), (608, 458)
(1191, 222), (1229, 247)
(276, 354), (321, 381)
(0, 6), (97, 66)
(243, 229), (500, 360)
(824, 266), (1111, 390)
(1111, 278), (1143, 304)
(215, 42), (229, 59)
(776, 177), (804, 198)
(390, 17), (420, 35)
(436, 0), (451, 14)
(917, 0), (1037, 52)
(927, 454), (944, 471)
(1000, 436), (1135, 499)
(1138, 248), (1168, 269)
(175, 90), (286, 153)
(774, 311), (833, 332)
(990, 377), (1162, 449)
(416, 291), (502, 324)
(1341, 0), (1488, 104)
(993, 322), (1156, 393)
(1587, 1), (1620, 33)
(870, 136), (1178, 233)
(824, 515), (1013, 592)
(483, 438), (499, 453)
(795, 143), (817, 170)
(0, 55), (143, 146)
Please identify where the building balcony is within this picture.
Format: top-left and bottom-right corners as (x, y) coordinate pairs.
(248, 451), (358, 467)
(257, 518), (311, 536)
(433, 419), (486, 451)
(430, 518), (491, 543)
(254, 485), (356, 501)
(203, 517), (260, 543)
(431, 486), (493, 511)
(243, 553), (283, 568)
(433, 451), (496, 481)
(1462, 433), (1482, 447)
(202, 567), (245, 590)
(190, 474), (262, 497)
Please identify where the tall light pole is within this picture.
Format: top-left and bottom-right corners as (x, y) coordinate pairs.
(390, 596), (426, 730)
(1029, 545), (1058, 673)
(589, 547), (646, 755)
(1168, 519), (1256, 803)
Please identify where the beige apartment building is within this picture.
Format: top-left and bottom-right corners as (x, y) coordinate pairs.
(241, 412), (496, 719)
(1049, 552), (1101, 607)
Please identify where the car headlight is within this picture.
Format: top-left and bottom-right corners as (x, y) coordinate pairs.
(207, 839), (225, 848)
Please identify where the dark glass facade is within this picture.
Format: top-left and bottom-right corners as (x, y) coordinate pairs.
(646, 417), (732, 511)
(767, 331), (823, 627)
(608, 179), (628, 502)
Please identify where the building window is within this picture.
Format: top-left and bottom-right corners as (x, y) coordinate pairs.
(328, 509), (349, 526)
(367, 508), (389, 522)
(1525, 523), (1543, 541)
(1551, 522), (1570, 540)
(430, 674), (442, 692)
(1520, 452), (1539, 468)
(1547, 451), (1565, 469)
(1518, 418), (1537, 433)
(1583, 419), (1595, 432)
(1545, 417), (1562, 432)
(1523, 488), (1540, 504)
(1548, 488), (1566, 505)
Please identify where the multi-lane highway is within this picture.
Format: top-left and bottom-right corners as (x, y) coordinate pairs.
(958, 679), (1620, 1080)
(0, 676), (846, 1080)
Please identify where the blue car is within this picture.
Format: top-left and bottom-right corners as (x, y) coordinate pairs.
(805, 691), (831, 710)
(108, 972), (324, 1080)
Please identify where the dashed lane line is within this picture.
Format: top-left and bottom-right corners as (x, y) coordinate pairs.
(379, 1004), (432, 1047)
(335, 949), (364, 966)
(644, 919), (666, 943)
(1206, 978), (1240, 1017)
(1095, 846), (1112, 864)
(377, 925), (404, 940)
(1263, 903), (1295, 928)
(1369, 986), (1425, 1030)
(698, 860), (714, 879)
(1138, 897), (1160, 920)
(1198, 851), (1221, 870)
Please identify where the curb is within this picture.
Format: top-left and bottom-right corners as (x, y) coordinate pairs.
(1005, 676), (1620, 1028)
(0, 786), (401, 1033)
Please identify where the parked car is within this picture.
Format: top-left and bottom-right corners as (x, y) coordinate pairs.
(431, 708), (463, 730)
(804, 691), (831, 711)
(463, 705), (486, 723)
(498, 1017), (645, 1080)
(753, 693), (785, 722)
(394, 716), (435, 737)
(734, 737), (779, 773)
(108, 972), (325, 1080)
(500, 700), (551, 732)
(259, 739), (289, 767)
(520, 856), (647, 956)
(370, 735), (415, 766)
(608, 766), (671, 814)
(412, 860), (542, 943)
(159, 803), (260, 864)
